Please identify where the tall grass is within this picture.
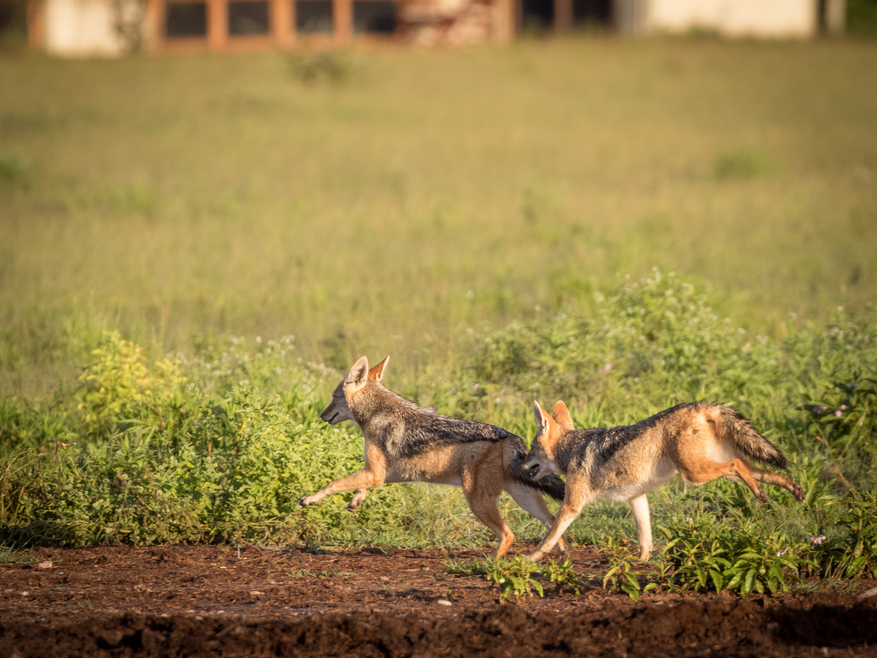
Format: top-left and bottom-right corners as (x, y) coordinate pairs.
(2, 40), (876, 397)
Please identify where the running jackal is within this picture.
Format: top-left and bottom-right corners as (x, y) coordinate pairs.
(300, 356), (569, 557)
(523, 400), (804, 561)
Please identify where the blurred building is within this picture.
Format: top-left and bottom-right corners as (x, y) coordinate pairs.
(24, 0), (847, 55)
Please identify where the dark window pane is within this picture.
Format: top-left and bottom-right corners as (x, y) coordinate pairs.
(0, 1), (28, 37)
(353, 1), (396, 33)
(229, 1), (270, 35)
(520, 0), (552, 31)
(572, 0), (611, 26)
(165, 2), (207, 37)
(296, 0), (333, 33)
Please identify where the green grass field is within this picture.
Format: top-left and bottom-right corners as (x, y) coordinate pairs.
(1, 38), (876, 592)
(2, 39), (876, 387)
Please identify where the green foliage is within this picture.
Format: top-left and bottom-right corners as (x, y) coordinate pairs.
(659, 514), (807, 596)
(808, 489), (877, 579)
(467, 270), (761, 410)
(603, 555), (654, 601)
(3, 41), (877, 403)
(444, 556), (583, 598)
(848, 0), (877, 37)
(543, 558), (584, 595)
(76, 331), (188, 438)
(713, 149), (767, 180)
(602, 550), (654, 602)
(482, 556), (544, 599)
(0, 335), (476, 547)
(287, 52), (351, 84)
(0, 272), (876, 590)
(0, 545), (35, 564)
(0, 155), (28, 188)
(804, 373), (877, 466)
(464, 271), (877, 443)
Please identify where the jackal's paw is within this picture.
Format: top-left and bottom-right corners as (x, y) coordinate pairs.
(299, 495), (315, 507)
(346, 501), (362, 512)
(755, 489), (769, 505)
(524, 551), (544, 563)
(555, 539), (568, 555)
(792, 484), (805, 503)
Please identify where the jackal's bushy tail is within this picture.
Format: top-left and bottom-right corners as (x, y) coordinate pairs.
(716, 405), (788, 470)
(506, 439), (565, 502)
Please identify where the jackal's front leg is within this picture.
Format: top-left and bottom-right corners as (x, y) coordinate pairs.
(299, 469), (383, 507)
(526, 483), (591, 562)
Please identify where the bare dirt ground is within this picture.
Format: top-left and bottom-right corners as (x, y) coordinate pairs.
(1, 544), (875, 657)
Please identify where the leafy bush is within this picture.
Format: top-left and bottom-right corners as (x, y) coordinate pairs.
(0, 336), (474, 547)
(658, 514), (807, 596)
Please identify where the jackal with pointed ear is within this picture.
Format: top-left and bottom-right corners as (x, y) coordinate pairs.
(299, 355), (568, 557)
(523, 400), (805, 562)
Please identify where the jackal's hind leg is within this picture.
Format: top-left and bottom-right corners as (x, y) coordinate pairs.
(347, 488), (369, 512)
(464, 488), (515, 558)
(299, 469), (382, 507)
(629, 494), (653, 561)
(506, 484), (568, 555)
(726, 459), (805, 503)
(680, 458), (768, 504)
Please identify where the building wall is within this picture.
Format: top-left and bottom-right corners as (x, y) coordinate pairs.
(642, 0), (819, 38)
(43, 0), (128, 55)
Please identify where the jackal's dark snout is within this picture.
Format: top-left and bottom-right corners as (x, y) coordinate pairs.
(320, 400), (342, 425)
(522, 457), (544, 480)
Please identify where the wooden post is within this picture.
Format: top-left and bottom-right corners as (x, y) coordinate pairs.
(272, 0), (293, 45)
(143, 0), (163, 51)
(554, 0), (571, 32)
(207, 0), (228, 49)
(493, 0), (513, 42)
(27, 0), (46, 49)
(825, 0), (846, 35)
(333, 0), (351, 45)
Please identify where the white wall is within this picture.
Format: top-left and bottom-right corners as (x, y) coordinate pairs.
(643, 0), (819, 38)
(44, 0), (128, 56)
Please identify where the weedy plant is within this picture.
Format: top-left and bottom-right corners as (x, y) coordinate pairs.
(443, 556), (543, 598)
(543, 558), (584, 595)
(600, 540), (659, 602)
(443, 556), (584, 598)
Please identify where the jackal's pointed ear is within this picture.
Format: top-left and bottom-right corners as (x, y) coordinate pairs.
(552, 400), (574, 431)
(368, 355), (389, 382)
(532, 400), (553, 436)
(344, 356), (369, 392)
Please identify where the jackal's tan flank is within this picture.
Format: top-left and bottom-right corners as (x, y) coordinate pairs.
(523, 400), (805, 561)
(300, 356), (568, 557)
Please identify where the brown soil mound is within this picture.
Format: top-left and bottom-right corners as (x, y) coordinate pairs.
(1, 545), (875, 657)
